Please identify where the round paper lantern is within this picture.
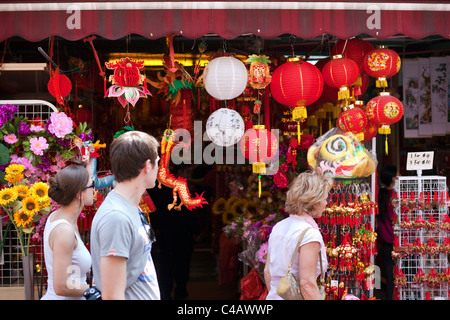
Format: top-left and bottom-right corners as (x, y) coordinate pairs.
(74, 105), (92, 124)
(206, 108), (245, 147)
(361, 120), (379, 143)
(322, 55), (360, 100)
(240, 125), (278, 165)
(48, 71), (72, 101)
(203, 57), (248, 100)
(331, 39), (374, 71)
(363, 47), (401, 88)
(240, 124), (279, 197)
(337, 105), (368, 141)
(270, 60), (323, 139)
(366, 92), (404, 134)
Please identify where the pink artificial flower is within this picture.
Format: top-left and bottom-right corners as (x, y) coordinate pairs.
(4, 134), (18, 144)
(257, 242), (269, 263)
(29, 136), (49, 156)
(30, 124), (45, 133)
(48, 112), (73, 138)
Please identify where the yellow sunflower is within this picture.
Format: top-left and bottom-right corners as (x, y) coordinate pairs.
(0, 187), (18, 206)
(5, 172), (24, 184)
(13, 210), (34, 228)
(5, 164), (25, 175)
(212, 197), (226, 215)
(231, 199), (249, 216)
(31, 182), (50, 203)
(21, 196), (40, 215)
(225, 196), (240, 212)
(14, 184), (30, 199)
(222, 211), (236, 225)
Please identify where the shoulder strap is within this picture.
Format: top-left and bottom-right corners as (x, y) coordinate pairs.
(286, 227), (311, 271)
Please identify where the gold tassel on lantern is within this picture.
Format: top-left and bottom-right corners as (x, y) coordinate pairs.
(252, 163), (266, 197)
(292, 101), (307, 141)
(376, 77), (388, 88)
(338, 86), (350, 100)
(378, 125), (391, 155)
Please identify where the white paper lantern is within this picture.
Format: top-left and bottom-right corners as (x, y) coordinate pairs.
(203, 56), (248, 100)
(206, 108), (245, 147)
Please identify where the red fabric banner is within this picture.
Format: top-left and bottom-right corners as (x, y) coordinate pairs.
(0, 1), (449, 41)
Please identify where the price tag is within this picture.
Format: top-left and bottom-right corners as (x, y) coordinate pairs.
(406, 151), (434, 171)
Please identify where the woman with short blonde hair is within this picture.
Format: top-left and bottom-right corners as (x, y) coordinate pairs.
(265, 170), (333, 300)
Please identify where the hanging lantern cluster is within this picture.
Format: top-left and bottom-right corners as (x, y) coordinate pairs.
(270, 60), (323, 141)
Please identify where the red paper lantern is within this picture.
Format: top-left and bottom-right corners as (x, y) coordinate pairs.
(331, 39), (374, 71)
(240, 125), (278, 166)
(361, 120), (379, 143)
(48, 70), (72, 102)
(270, 60), (323, 121)
(337, 105), (368, 141)
(74, 105), (92, 124)
(366, 92), (404, 134)
(322, 55), (360, 100)
(363, 47), (401, 88)
(240, 125), (279, 197)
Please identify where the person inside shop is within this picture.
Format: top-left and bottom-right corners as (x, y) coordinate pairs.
(264, 170), (333, 300)
(41, 164), (94, 300)
(148, 163), (199, 300)
(377, 165), (398, 300)
(90, 131), (161, 300)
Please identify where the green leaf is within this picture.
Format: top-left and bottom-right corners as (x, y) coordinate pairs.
(40, 207), (51, 216)
(0, 143), (10, 165)
(22, 226), (35, 234)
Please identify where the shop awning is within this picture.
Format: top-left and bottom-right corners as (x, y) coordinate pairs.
(0, 1), (449, 41)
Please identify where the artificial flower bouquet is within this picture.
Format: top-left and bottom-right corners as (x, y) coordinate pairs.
(0, 163), (51, 256)
(0, 104), (93, 183)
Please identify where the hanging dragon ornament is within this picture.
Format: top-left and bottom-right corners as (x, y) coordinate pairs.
(105, 57), (151, 124)
(157, 127), (207, 211)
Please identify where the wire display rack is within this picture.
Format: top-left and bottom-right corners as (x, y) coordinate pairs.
(394, 175), (449, 300)
(0, 100), (57, 299)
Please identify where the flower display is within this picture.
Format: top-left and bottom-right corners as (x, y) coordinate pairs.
(0, 164), (51, 256)
(47, 111), (74, 138)
(29, 137), (49, 156)
(0, 105), (92, 183)
(4, 134), (18, 144)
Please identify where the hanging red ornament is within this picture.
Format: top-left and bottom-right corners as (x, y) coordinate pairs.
(361, 119), (379, 143)
(337, 104), (368, 141)
(105, 57), (150, 107)
(270, 60), (323, 140)
(366, 91), (404, 155)
(245, 54), (272, 89)
(240, 125), (279, 197)
(366, 92), (404, 134)
(322, 55), (360, 100)
(363, 46), (401, 88)
(48, 68), (72, 105)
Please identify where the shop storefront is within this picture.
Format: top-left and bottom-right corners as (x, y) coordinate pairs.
(0, 1), (449, 301)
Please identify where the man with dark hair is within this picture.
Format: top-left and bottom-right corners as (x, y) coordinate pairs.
(90, 131), (160, 300)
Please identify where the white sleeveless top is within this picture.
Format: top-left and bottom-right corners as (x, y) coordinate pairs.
(266, 215), (328, 300)
(41, 214), (92, 300)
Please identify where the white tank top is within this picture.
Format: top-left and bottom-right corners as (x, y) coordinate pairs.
(41, 215), (92, 300)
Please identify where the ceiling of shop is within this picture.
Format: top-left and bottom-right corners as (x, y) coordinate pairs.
(1, 33), (449, 100)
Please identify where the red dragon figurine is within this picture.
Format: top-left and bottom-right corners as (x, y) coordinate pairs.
(157, 128), (207, 211)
